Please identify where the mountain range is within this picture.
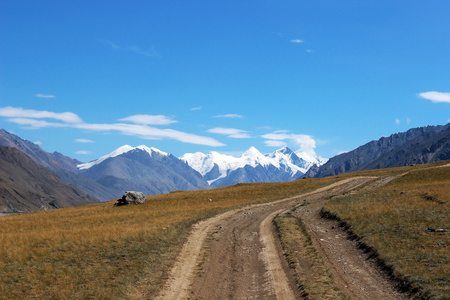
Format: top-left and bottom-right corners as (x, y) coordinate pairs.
(1, 123), (449, 213)
(77, 145), (210, 197)
(180, 146), (326, 187)
(306, 123), (450, 178)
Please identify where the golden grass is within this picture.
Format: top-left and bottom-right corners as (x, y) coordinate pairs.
(323, 164), (450, 299)
(1, 161), (448, 299)
(0, 176), (338, 299)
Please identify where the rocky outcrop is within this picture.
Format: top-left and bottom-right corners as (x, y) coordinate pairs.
(114, 191), (146, 206)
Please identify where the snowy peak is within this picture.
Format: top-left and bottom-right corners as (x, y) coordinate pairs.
(77, 145), (168, 170)
(135, 145), (169, 158)
(181, 146), (328, 185)
(275, 146), (294, 155)
(241, 147), (275, 168)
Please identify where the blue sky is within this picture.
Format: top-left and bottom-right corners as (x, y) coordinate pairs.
(1, 0), (449, 162)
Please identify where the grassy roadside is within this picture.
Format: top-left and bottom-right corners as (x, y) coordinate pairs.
(273, 213), (345, 299)
(0, 176), (339, 299)
(322, 165), (450, 299)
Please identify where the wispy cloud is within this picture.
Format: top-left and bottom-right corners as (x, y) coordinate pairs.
(75, 150), (92, 155)
(262, 131), (317, 156)
(290, 39), (303, 43)
(76, 122), (225, 146)
(102, 40), (121, 49)
(213, 114), (244, 119)
(128, 46), (160, 57)
(34, 141), (42, 146)
(190, 106), (203, 111)
(6, 118), (70, 129)
(0, 106), (82, 123)
(0, 106), (225, 147)
(419, 91), (450, 103)
(35, 94), (55, 98)
(395, 119), (401, 125)
(75, 139), (94, 143)
(102, 40), (160, 57)
(119, 114), (177, 125)
(264, 140), (286, 147)
(207, 127), (251, 139)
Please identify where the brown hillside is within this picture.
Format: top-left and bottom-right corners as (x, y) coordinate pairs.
(0, 146), (97, 213)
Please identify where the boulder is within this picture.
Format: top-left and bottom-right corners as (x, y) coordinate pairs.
(114, 191), (146, 206)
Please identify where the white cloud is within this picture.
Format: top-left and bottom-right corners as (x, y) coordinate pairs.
(213, 114), (244, 119)
(34, 141), (42, 146)
(290, 39), (303, 43)
(264, 140), (286, 147)
(207, 127), (251, 139)
(0, 106), (82, 123)
(395, 119), (401, 125)
(35, 94), (55, 98)
(306, 49), (313, 53)
(419, 91), (450, 103)
(261, 131), (317, 157)
(75, 150), (91, 155)
(75, 123), (225, 147)
(0, 106), (225, 147)
(119, 114), (177, 125)
(75, 139), (94, 143)
(190, 106), (203, 111)
(406, 117), (411, 124)
(7, 118), (69, 129)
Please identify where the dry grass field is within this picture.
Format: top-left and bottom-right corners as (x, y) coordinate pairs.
(323, 163), (450, 299)
(1, 161), (448, 299)
(0, 175), (338, 299)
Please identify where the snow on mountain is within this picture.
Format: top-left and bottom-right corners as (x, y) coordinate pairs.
(77, 145), (168, 170)
(180, 150), (258, 185)
(180, 146), (328, 185)
(268, 146), (307, 176)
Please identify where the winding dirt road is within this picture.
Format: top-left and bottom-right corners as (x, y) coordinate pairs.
(155, 177), (407, 299)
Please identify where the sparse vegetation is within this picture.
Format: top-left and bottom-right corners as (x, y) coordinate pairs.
(323, 164), (450, 299)
(0, 177), (338, 299)
(1, 161), (448, 299)
(273, 213), (345, 299)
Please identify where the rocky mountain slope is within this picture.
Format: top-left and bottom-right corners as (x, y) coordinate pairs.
(0, 129), (114, 201)
(308, 123), (450, 178)
(78, 145), (210, 198)
(0, 146), (98, 213)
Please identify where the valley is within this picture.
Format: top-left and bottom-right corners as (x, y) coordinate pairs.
(1, 161), (448, 299)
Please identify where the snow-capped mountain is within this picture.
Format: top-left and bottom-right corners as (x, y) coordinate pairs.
(74, 144), (327, 196)
(180, 146), (327, 187)
(78, 145), (168, 170)
(78, 145), (208, 197)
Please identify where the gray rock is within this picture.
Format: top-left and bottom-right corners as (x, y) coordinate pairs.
(115, 191), (146, 206)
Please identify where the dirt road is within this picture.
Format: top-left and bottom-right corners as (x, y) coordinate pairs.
(155, 177), (407, 299)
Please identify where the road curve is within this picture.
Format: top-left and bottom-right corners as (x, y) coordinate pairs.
(153, 177), (404, 299)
